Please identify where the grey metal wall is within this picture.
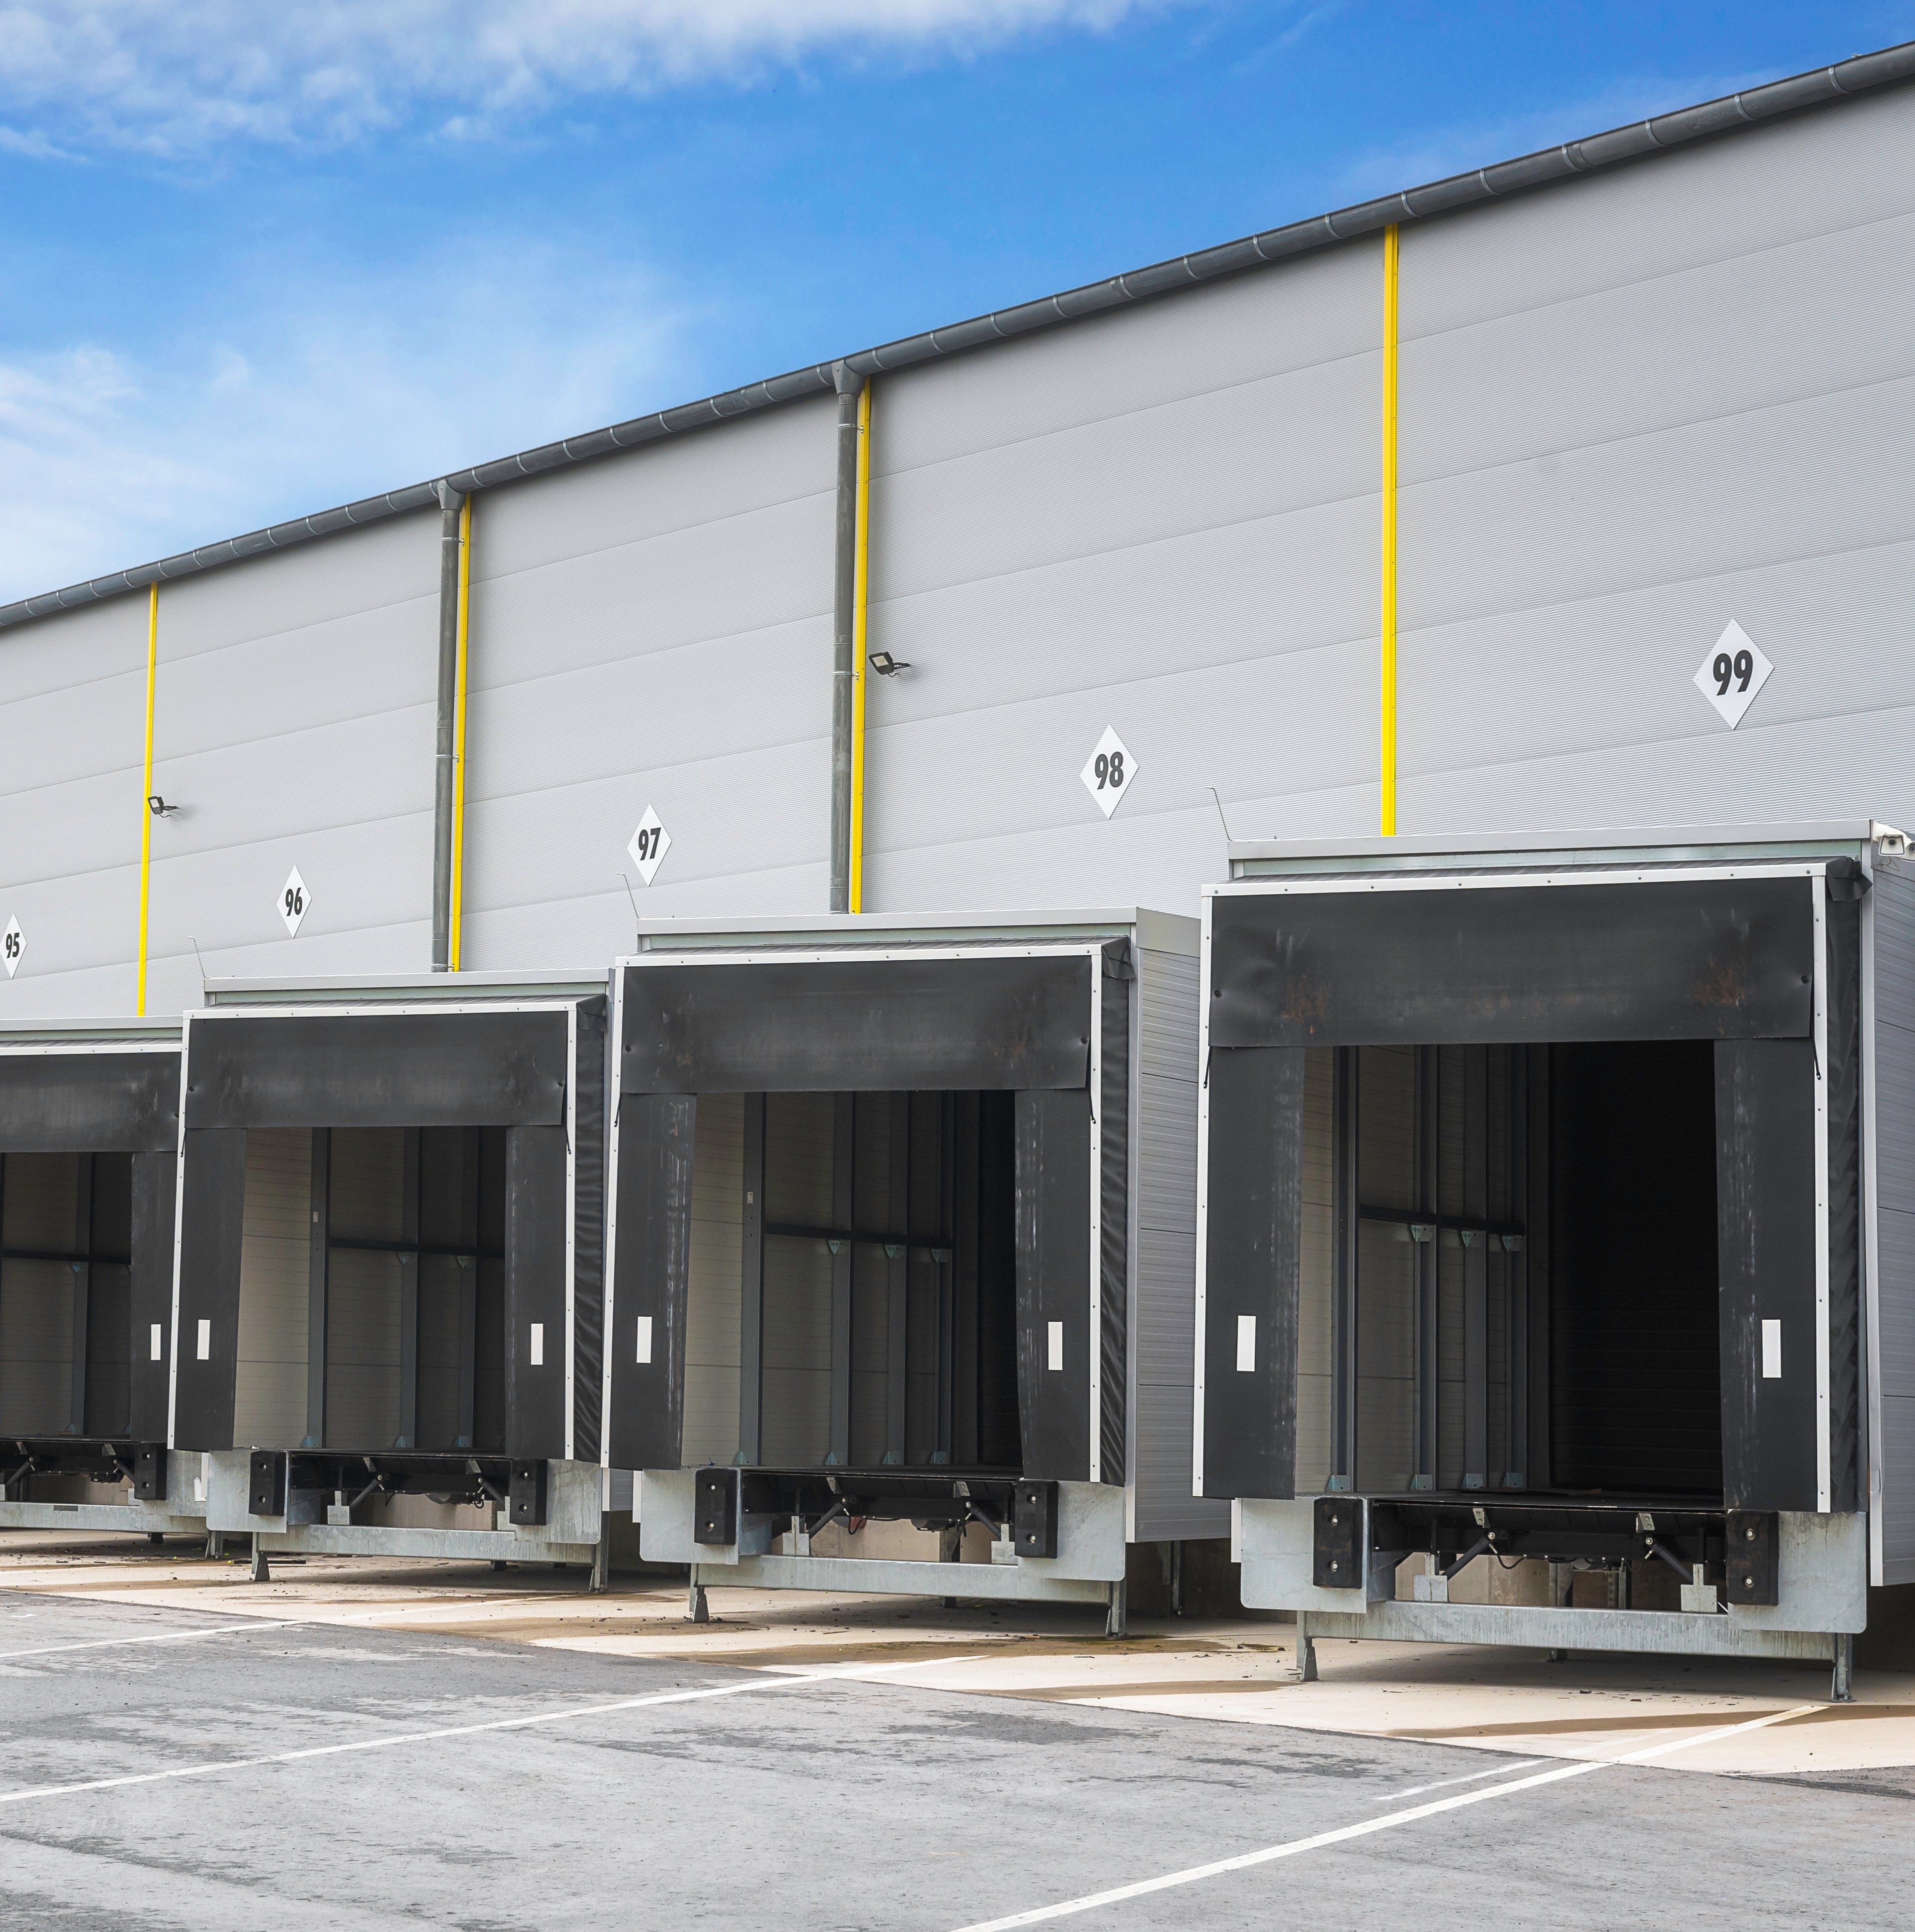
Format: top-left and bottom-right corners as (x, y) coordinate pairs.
(0, 597), (148, 1016)
(864, 244), (1381, 916)
(459, 399), (837, 966)
(0, 87), (1912, 989)
(142, 517), (440, 1013)
(1398, 86), (1915, 837)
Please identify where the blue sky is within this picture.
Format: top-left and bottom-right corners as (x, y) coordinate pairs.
(1, 0), (1910, 603)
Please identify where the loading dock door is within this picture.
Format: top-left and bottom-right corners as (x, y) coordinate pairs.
(173, 1008), (598, 1459)
(1202, 874), (1850, 1508)
(609, 954), (1102, 1477)
(0, 1051), (179, 1442)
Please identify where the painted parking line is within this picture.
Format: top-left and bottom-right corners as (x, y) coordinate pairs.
(0, 1654), (979, 1809)
(0, 1621), (299, 1661)
(1373, 1754), (1553, 1801)
(952, 1702), (1821, 1931)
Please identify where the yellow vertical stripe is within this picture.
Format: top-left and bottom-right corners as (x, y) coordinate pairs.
(448, 494), (473, 971)
(848, 380), (872, 914)
(1379, 223), (1400, 837)
(136, 584), (158, 1015)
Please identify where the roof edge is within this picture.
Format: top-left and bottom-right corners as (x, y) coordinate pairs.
(5, 38), (1912, 633)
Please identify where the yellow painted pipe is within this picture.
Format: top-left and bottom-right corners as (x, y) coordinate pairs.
(1379, 222), (1400, 837)
(848, 380), (873, 915)
(448, 494), (473, 971)
(136, 584), (158, 1015)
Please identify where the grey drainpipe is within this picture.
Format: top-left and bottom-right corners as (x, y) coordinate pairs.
(430, 482), (466, 970)
(828, 363), (865, 915)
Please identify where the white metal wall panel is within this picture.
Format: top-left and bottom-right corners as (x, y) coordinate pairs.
(683, 1092), (743, 1468)
(863, 248), (1381, 916)
(0, 598), (148, 1018)
(1872, 867), (1915, 1581)
(1397, 86), (1915, 839)
(232, 1127), (310, 1451)
(141, 514), (440, 1015)
(462, 402), (837, 966)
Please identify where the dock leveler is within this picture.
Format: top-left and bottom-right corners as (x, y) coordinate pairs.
(169, 973), (610, 1576)
(608, 911), (1221, 1628)
(0, 1019), (203, 1539)
(1198, 824), (1915, 1696)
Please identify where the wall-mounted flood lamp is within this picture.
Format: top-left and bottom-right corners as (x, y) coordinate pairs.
(148, 795), (181, 817)
(868, 651), (912, 677)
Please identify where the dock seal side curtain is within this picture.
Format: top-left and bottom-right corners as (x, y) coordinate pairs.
(1202, 876), (1823, 1502)
(611, 953), (1101, 1478)
(0, 1051), (180, 1443)
(173, 1008), (589, 1457)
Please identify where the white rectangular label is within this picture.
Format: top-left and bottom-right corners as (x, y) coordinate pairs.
(1761, 1318), (1782, 1379)
(635, 1315), (653, 1365)
(1236, 1314), (1256, 1373)
(530, 1322), (545, 1367)
(1046, 1321), (1063, 1372)
(150, 1323), (164, 1362)
(195, 1318), (210, 1361)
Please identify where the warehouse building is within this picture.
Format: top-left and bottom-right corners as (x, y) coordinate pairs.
(3, 44), (1915, 1627)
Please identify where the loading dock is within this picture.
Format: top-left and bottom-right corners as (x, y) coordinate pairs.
(1197, 823), (1913, 1694)
(169, 973), (610, 1575)
(607, 911), (1219, 1627)
(0, 1019), (202, 1539)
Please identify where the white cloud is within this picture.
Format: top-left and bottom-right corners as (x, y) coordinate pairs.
(0, 236), (695, 601)
(0, 0), (1174, 152)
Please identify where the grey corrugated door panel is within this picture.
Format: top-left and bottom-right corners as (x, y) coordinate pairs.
(682, 1092), (742, 1470)
(1131, 946), (1227, 1540)
(1098, 953), (1128, 1487)
(461, 402), (835, 970)
(1402, 85), (1915, 341)
(136, 513), (439, 1001)
(174, 1126), (246, 1451)
(605, 1093), (693, 1471)
(1014, 1088), (1093, 1483)
(1871, 866), (1915, 1580)
(570, 997), (607, 1467)
(232, 1127), (310, 1451)
(0, 596), (148, 1018)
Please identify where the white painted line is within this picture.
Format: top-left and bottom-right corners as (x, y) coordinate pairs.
(0, 1621), (299, 1661)
(1373, 1755), (1548, 1801)
(0, 1653), (979, 1809)
(950, 1703), (1820, 1930)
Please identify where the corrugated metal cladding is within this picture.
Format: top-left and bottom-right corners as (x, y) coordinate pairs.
(0, 514), (439, 1018)
(5, 81), (1915, 1015)
(1872, 865), (1915, 1582)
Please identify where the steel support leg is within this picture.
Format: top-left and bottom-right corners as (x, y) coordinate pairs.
(688, 1570), (709, 1624)
(589, 1527), (610, 1594)
(249, 1545), (270, 1583)
(1295, 1612), (1318, 1682)
(1832, 1632), (1855, 1703)
(1104, 1581), (1127, 1639)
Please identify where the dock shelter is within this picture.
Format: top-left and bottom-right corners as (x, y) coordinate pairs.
(1198, 822), (1915, 1694)
(169, 973), (610, 1574)
(0, 1018), (200, 1537)
(609, 910), (1220, 1627)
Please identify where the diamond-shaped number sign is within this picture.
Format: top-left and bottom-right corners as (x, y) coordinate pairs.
(1080, 726), (1138, 819)
(1694, 620), (1773, 729)
(627, 806), (671, 886)
(2, 914), (21, 979)
(279, 867), (311, 937)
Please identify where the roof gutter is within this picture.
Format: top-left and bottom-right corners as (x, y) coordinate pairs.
(5, 39), (1912, 634)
